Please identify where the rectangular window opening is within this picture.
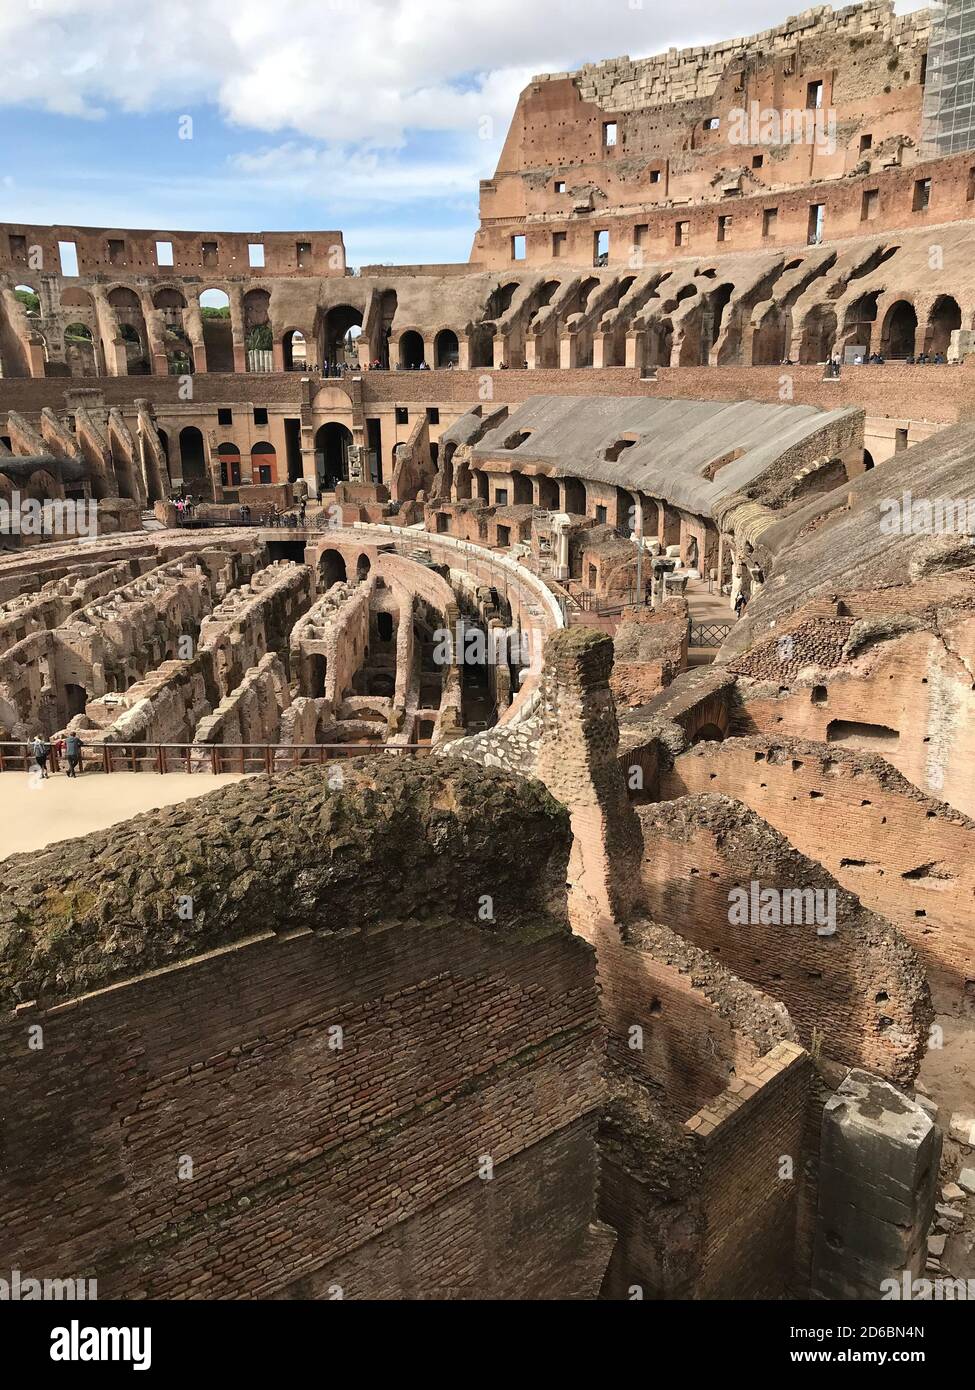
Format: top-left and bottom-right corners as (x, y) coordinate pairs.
(58, 241), (79, 277)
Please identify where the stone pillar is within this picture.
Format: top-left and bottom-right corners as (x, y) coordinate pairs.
(729, 545), (744, 611)
(229, 288), (247, 373)
(811, 1070), (941, 1301)
(535, 628), (643, 940)
(27, 339), (47, 377)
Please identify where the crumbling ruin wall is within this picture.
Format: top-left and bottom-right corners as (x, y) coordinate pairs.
(290, 579), (370, 703)
(689, 1039), (812, 1300)
(199, 560), (314, 697)
(535, 627), (645, 936)
(732, 618), (975, 817)
(86, 654), (215, 746)
(664, 735), (975, 1001)
(192, 651), (291, 751)
(636, 793), (931, 1083)
(610, 598), (688, 709)
(391, 414), (434, 502)
(597, 916), (807, 1299)
(0, 630), (58, 736)
(0, 760), (614, 1300)
(276, 696), (334, 760)
(532, 626), (813, 1300)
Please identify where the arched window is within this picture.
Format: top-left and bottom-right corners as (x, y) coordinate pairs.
(398, 330), (425, 370)
(435, 329), (459, 368)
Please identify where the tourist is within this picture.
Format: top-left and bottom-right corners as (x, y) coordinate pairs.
(64, 731), (83, 778)
(734, 590), (747, 618)
(31, 733), (50, 779)
(298, 497), (307, 526)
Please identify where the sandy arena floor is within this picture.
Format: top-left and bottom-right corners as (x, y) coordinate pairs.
(0, 770), (250, 858)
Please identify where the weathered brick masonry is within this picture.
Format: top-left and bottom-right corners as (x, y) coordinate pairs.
(0, 760), (613, 1299)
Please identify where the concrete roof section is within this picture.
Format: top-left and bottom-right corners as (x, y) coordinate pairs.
(457, 395), (860, 517)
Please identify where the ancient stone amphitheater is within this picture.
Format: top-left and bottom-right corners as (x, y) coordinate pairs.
(3, 0), (975, 1303)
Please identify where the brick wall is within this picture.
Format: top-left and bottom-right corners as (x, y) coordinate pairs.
(0, 760), (613, 1300)
(665, 734), (975, 1003)
(688, 1041), (811, 1299)
(636, 796), (930, 1083)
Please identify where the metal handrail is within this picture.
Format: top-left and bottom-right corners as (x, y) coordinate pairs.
(0, 741), (431, 775)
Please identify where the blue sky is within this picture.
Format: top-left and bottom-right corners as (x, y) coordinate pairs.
(0, 0), (928, 267)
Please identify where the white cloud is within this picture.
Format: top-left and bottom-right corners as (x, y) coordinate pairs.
(230, 142), (481, 206)
(0, 0), (931, 261)
(0, 0), (885, 146)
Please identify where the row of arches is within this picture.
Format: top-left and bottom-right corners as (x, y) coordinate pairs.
(158, 428), (278, 489)
(753, 294), (963, 365)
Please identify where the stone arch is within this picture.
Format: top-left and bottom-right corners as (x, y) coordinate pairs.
(374, 288), (398, 368)
(512, 472), (533, 505)
(646, 317), (674, 366)
(703, 283), (735, 362)
(153, 286), (187, 311)
(316, 422), (353, 490)
(14, 283), (41, 319)
(563, 476), (586, 515)
(179, 426), (207, 487)
(434, 328), (460, 368)
(880, 300), (918, 360)
(751, 307), (789, 365)
(282, 328), (307, 371)
(537, 475), (559, 510)
(356, 553), (371, 580)
(64, 321), (95, 376)
(841, 290), (880, 356)
(398, 329), (425, 369)
(199, 288), (233, 372)
(798, 304), (837, 364)
(322, 304), (363, 371)
(319, 548), (347, 589)
(107, 287), (150, 374)
(925, 295), (961, 357)
(243, 289), (272, 364)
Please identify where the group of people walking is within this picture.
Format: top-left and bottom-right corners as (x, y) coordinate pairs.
(30, 733), (84, 779)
